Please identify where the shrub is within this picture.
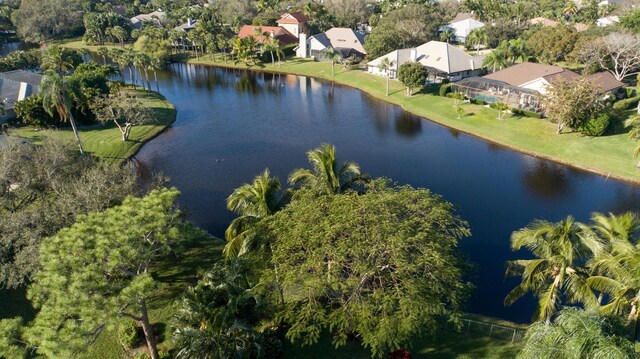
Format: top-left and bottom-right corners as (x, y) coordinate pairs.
(132, 353), (150, 359)
(117, 321), (140, 349)
(612, 96), (640, 111)
(512, 108), (543, 119)
(439, 83), (452, 97)
(579, 113), (610, 136)
(14, 96), (62, 129)
(158, 350), (171, 359)
(261, 327), (283, 359)
(625, 87), (637, 98)
(469, 98), (486, 105)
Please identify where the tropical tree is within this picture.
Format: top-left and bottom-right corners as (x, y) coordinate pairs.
(324, 47), (340, 77)
(439, 28), (456, 43)
(563, 0), (578, 18)
(40, 71), (84, 154)
(224, 169), (283, 259)
(495, 102), (510, 120)
(262, 37), (278, 67)
(625, 115), (640, 167)
(40, 45), (76, 75)
(504, 216), (600, 322)
(483, 49), (508, 72)
(108, 25), (127, 47)
(288, 143), (364, 196)
(378, 57), (396, 96)
(466, 27), (487, 54)
(149, 58), (163, 92)
(91, 92), (153, 142)
(586, 212), (640, 339)
(518, 307), (635, 359)
(97, 46), (109, 65)
(397, 61), (428, 96)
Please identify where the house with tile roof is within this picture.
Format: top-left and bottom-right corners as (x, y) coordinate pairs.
(237, 25), (298, 46)
(276, 12), (309, 38)
(296, 28), (366, 60)
(439, 13), (485, 43)
(367, 41), (484, 82)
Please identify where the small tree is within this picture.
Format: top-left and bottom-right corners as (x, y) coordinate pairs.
(25, 189), (205, 359)
(456, 105), (464, 120)
(92, 92), (153, 142)
(378, 57), (396, 96)
(494, 102), (510, 120)
(324, 47), (340, 77)
(397, 62), (428, 96)
(541, 77), (602, 134)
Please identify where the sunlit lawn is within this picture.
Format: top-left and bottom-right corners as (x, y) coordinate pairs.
(11, 88), (176, 163)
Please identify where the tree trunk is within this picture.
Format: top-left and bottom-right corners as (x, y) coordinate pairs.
(68, 111), (84, 155)
(154, 70), (159, 92)
(128, 66), (136, 89)
(331, 62), (334, 77)
(557, 122), (563, 134)
(270, 51), (275, 67)
(139, 299), (159, 359)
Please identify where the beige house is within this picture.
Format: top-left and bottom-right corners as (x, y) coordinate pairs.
(367, 41), (484, 82)
(296, 28), (366, 59)
(276, 12), (309, 38)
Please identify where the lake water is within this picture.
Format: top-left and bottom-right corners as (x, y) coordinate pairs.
(133, 64), (640, 324)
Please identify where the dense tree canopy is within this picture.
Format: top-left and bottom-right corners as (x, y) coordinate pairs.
(12, 0), (84, 43)
(263, 180), (472, 357)
(526, 24), (579, 64)
(398, 61), (428, 96)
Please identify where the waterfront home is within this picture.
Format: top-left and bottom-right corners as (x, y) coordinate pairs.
(296, 28), (366, 60)
(130, 9), (167, 29)
(439, 13), (485, 43)
(0, 70), (43, 123)
(276, 12), (309, 38)
(452, 62), (625, 113)
(238, 25), (298, 46)
(367, 41), (484, 82)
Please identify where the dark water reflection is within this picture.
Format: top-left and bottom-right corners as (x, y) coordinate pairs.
(134, 64), (640, 323)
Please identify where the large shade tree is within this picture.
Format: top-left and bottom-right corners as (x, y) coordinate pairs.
(25, 188), (205, 359)
(264, 180), (472, 357)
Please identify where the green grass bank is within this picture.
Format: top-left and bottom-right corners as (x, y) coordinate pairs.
(11, 88), (176, 163)
(187, 56), (640, 185)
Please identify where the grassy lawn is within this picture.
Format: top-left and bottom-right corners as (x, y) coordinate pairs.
(10, 88), (176, 163)
(188, 55), (640, 184)
(57, 38), (124, 52)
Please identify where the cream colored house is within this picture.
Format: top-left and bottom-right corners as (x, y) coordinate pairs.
(276, 12), (309, 38)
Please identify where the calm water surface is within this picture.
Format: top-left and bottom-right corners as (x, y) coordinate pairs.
(136, 64), (640, 323)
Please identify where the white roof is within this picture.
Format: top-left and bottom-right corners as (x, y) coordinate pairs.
(368, 41), (483, 74)
(130, 10), (166, 25)
(439, 18), (485, 39)
(596, 16), (619, 27)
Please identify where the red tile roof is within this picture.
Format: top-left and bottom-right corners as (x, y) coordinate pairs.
(277, 12), (309, 24)
(237, 25), (297, 46)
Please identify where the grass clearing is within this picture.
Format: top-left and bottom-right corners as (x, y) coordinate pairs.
(10, 88), (176, 163)
(188, 56), (640, 184)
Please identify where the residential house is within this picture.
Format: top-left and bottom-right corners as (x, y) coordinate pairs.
(238, 25), (298, 46)
(296, 28), (366, 60)
(528, 17), (588, 32)
(452, 62), (625, 113)
(130, 9), (167, 29)
(174, 18), (198, 33)
(276, 12), (309, 38)
(0, 70), (43, 123)
(439, 13), (485, 43)
(367, 41), (484, 82)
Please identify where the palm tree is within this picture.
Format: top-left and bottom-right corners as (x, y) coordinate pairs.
(466, 28), (487, 55)
(149, 58), (162, 92)
(224, 169), (283, 259)
(483, 49), (508, 72)
(439, 28), (456, 43)
(262, 37), (278, 67)
(504, 216), (600, 322)
(41, 45), (74, 75)
(518, 307), (635, 359)
(324, 47), (340, 77)
(97, 47), (109, 65)
(40, 72), (84, 155)
(495, 102), (510, 120)
(625, 115), (640, 167)
(563, 0), (578, 18)
(585, 212), (640, 339)
(288, 143), (364, 196)
(378, 57), (396, 96)
(134, 53), (151, 90)
(122, 48), (137, 88)
(108, 48), (127, 81)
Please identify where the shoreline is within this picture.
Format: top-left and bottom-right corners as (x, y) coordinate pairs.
(186, 56), (640, 186)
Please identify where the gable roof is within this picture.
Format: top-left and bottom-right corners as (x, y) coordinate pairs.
(0, 70), (43, 86)
(310, 28), (366, 55)
(484, 62), (571, 87)
(277, 12), (309, 24)
(174, 19), (197, 32)
(415, 41), (482, 74)
(237, 25), (298, 45)
(130, 10), (166, 24)
(452, 13), (474, 22)
(585, 72), (625, 92)
(0, 70), (42, 110)
(529, 17), (558, 27)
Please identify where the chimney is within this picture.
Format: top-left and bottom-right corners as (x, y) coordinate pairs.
(410, 48), (417, 62)
(297, 33), (308, 58)
(270, 30), (275, 38)
(187, 18), (193, 27)
(470, 59), (475, 71)
(18, 82), (30, 101)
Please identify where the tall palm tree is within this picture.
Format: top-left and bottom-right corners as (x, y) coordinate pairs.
(224, 169), (283, 259)
(563, 0), (578, 18)
(97, 47), (109, 65)
(324, 47), (340, 77)
(625, 115), (640, 167)
(379, 57), (396, 96)
(505, 216), (600, 322)
(262, 37), (278, 67)
(466, 28), (487, 55)
(134, 53), (150, 90)
(483, 49), (508, 72)
(41, 45), (74, 75)
(585, 212), (640, 339)
(439, 28), (456, 43)
(288, 143), (364, 196)
(149, 58), (163, 92)
(40, 72), (84, 155)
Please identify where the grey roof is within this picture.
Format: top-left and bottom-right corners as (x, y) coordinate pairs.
(0, 70), (43, 86)
(0, 70), (42, 110)
(416, 41), (482, 74)
(309, 28), (366, 55)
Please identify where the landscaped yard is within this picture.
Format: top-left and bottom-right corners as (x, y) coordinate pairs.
(188, 56), (640, 184)
(10, 88), (176, 163)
